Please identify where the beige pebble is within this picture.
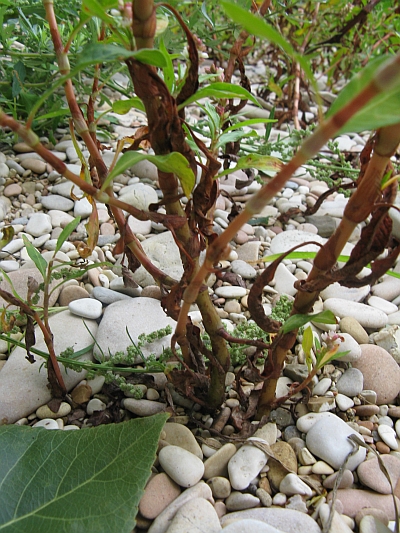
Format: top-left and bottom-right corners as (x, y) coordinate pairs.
(139, 472), (181, 519)
(36, 401), (71, 420)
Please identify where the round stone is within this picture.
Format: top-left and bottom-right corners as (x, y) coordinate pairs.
(162, 422), (203, 459)
(214, 286), (247, 299)
(25, 213), (52, 237)
(69, 298), (103, 319)
(139, 472), (181, 519)
(36, 401), (71, 420)
(32, 418), (59, 430)
(158, 445), (204, 488)
(207, 476), (232, 499)
(353, 344), (400, 404)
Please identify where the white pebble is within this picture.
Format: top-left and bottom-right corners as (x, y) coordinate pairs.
(32, 418), (59, 430)
(377, 424), (399, 450)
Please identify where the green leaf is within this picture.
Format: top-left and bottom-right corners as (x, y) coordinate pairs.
(81, 0), (118, 24)
(327, 55), (400, 134)
(22, 235), (47, 279)
(112, 97), (145, 114)
(281, 310), (337, 334)
(302, 326), (314, 372)
(310, 310), (337, 326)
(215, 129), (256, 149)
(221, 1), (315, 89)
(159, 38), (175, 94)
(223, 118), (276, 133)
(177, 81), (260, 109)
(0, 415), (168, 533)
(218, 153), (283, 178)
(104, 152), (195, 198)
(55, 217), (81, 255)
(0, 226), (14, 250)
(76, 43), (167, 70)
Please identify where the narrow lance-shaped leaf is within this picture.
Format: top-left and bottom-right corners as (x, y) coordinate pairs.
(76, 43), (167, 70)
(281, 310), (337, 334)
(218, 153), (283, 178)
(327, 55), (400, 134)
(302, 326), (314, 372)
(22, 235), (47, 280)
(103, 152), (195, 198)
(221, 1), (316, 91)
(55, 217), (81, 255)
(177, 82), (260, 109)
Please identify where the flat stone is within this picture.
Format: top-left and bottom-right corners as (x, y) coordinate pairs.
(128, 215), (152, 236)
(204, 443), (237, 479)
(139, 473), (181, 519)
(225, 492), (260, 511)
(231, 260), (257, 279)
(124, 398), (167, 416)
(377, 424), (398, 450)
(0, 268), (60, 309)
(328, 489), (400, 520)
(321, 283), (370, 302)
(158, 445), (204, 488)
(214, 286), (247, 299)
(119, 182), (158, 210)
(323, 299), (388, 329)
(269, 230), (326, 255)
(357, 455), (400, 494)
(0, 310), (97, 424)
(25, 213), (53, 237)
(221, 508), (322, 533)
(323, 469), (354, 490)
(336, 368), (364, 397)
(131, 231), (183, 287)
(58, 285), (90, 306)
(36, 401), (71, 419)
(3, 183), (22, 197)
(296, 412), (338, 433)
(306, 414), (366, 470)
(163, 422), (203, 459)
(221, 519), (283, 533)
(147, 481), (213, 533)
(40, 194), (74, 212)
(69, 298), (103, 319)
(237, 241), (261, 262)
(91, 286), (132, 304)
(93, 298), (176, 363)
(368, 295), (398, 315)
(164, 497), (221, 533)
(352, 344), (400, 404)
(21, 158), (46, 174)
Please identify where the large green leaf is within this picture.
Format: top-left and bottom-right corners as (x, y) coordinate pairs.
(177, 81), (260, 109)
(0, 415), (168, 533)
(104, 152), (195, 198)
(327, 55), (400, 134)
(76, 43), (167, 69)
(221, 1), (315, 89)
